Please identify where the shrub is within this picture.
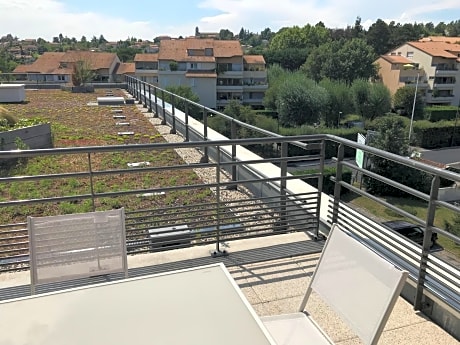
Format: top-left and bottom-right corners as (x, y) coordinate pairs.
(424, 106), (459, 122)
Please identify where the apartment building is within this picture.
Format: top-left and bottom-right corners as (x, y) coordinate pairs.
(376, 39), (460, 106)
(133, 37), (267, 109)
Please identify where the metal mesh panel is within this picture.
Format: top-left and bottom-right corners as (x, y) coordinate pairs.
(28, 208), (128, 293)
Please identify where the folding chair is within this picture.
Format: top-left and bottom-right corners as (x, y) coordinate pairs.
(261, 224), (408, 345)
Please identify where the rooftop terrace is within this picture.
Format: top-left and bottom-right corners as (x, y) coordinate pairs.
(0, 83), (459, 343)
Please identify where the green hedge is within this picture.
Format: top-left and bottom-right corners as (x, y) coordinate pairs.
(424, 106), (459, 122)
(413, 120), (460, 148)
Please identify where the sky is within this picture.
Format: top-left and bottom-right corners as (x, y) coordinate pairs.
(1, 0), (460, 42)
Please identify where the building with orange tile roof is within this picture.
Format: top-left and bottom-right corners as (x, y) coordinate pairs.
(12, 51), (121, 83)
(376, 40), (460, 107)
(140, 37), (267, 109)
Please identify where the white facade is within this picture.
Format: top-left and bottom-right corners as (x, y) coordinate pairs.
(389, 43), (460, 106)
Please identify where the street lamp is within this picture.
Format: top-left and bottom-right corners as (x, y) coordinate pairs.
(338, 111), (342, 127)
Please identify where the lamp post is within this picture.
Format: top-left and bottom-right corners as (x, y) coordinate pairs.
(338, 111), (342, 127)
(408, 71), (420, 144)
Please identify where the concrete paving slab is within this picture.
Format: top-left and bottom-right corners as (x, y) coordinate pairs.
(0, 232), (458, 344)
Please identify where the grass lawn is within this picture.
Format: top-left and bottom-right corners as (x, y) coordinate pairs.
(344, 192), (460, 258)
(0, 88), (213, 224)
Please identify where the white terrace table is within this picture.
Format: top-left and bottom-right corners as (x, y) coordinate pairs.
(0, 263), (276, 345)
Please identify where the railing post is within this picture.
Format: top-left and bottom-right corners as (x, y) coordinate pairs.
(142, 82), (147, 108)
(200, 107), (209, 163)
(414, 175), (440, 310)
(137, 80), (142, 104)
(211, 148), (227, 257)
(147, 84), (152, 113)
(184, 102), (190, 142)
(161, 90), (166, 125)
(276, 142), (289, 233)
(227, 119), (238, 190)
(154, 87), (159, 118)
(87, 153), (96, 212)
(331, 143), (344, 225)
(313, 139), (326, 239)
(170, 95), (177, 134)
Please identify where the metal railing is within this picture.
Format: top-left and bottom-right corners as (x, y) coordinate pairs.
(1, 77), (459, 337)
(125, 76), (460, 324)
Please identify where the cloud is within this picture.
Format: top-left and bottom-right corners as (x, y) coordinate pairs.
(1, 0), (459, 41)
(0, 0), (156, 41)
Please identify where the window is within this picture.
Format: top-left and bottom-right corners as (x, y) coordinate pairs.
(406, 51), (414, 59)
(190, 63), (197, 69)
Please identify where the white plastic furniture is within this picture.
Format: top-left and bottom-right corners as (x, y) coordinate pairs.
(0, 263), (276, 345)
(28, 208), (128, 294)
(261, 224), (409, 345)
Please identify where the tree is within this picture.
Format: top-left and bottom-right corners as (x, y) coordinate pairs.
(366, 83), (392, 120)
(393, 86), (424, 119)
(71, 60), (94, 86)
(351, 16), (364, 38)
(444, 212), (460, 239)
(366, 19), (392, 55)
(260, 28), (274, 41)
(319, 79), (354, 127)
(301, 38), (377, 85)
(116, 47), (141, 62)
(98, 35), (107, 44)
(338, 39), (377, 85)
(351, 79), (372, 119)
(276, 75), (329, 127)
(218, 29), (234, 40)
(263, 47), (309, 70)
(269, 24), (330, 51)
(164, 85), (200, 119)
(365, 116), (431, 196)
(263, 64), (289, 110)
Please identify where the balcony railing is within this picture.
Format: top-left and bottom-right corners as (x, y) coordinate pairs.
(1, 77), (459, 338)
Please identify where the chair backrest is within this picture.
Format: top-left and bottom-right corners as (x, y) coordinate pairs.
(299, 224), (408, 345)
(28, 208), (128, 294)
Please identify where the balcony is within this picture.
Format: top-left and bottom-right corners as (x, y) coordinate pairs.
(435, 68), (458, 77)
(1, 79), (459, 343)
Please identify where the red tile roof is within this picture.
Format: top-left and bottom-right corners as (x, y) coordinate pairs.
(408, 41), (460, 59)
(419, 36), (460, 44)
(243, 55), (265, 64)
(134, 53), (158, 62)
(117, 62), (135, 74)
(158, 38), (243, 61)
(60, 51), (118, 70)
(379, 55), (413, 64)
(12, 51), (119, 74)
